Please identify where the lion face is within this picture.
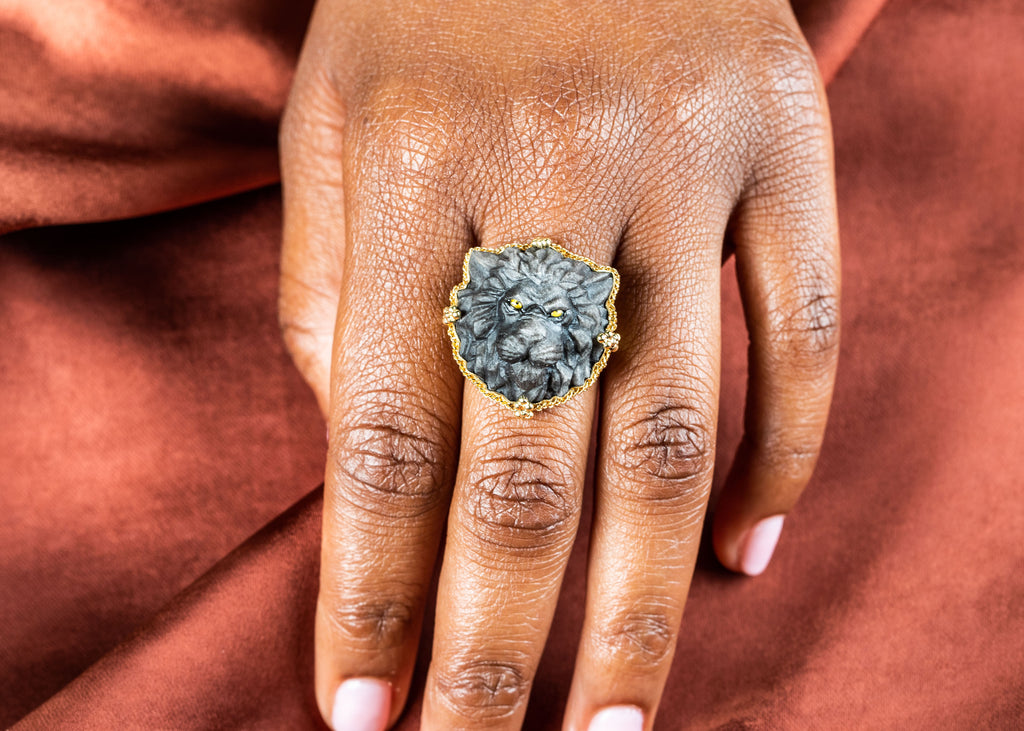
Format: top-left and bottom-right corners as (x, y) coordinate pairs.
(453, 244), (615, 404)
(494, 280), (572, 365)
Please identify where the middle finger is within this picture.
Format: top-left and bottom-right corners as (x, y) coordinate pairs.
(422, 222), (619, 730)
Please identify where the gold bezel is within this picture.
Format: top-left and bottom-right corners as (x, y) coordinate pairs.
(444, 237), (620, 419)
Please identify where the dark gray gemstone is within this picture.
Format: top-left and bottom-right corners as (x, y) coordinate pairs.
(454, 245), (615, 403)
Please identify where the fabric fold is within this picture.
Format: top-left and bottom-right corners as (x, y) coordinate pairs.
(6, 0), (1024, 729)
(13, 489), (326, 730)
(0, 0), (883, 234)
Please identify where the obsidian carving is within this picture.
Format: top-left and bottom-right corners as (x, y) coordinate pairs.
(453, 243), (616, 404)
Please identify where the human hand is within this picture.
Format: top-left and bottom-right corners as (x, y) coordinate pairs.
(279, 1), (839, 729)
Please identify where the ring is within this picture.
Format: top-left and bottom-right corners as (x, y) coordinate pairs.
(443, 237), (620, 419)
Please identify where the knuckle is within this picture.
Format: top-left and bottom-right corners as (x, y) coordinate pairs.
(746, 25), (822, 103)
(280, 65), (341, 159)
(350, 77), (458, 177)
(594, 608), (678, 670)
(772, 291), (840, 366)
(610, 402), (715, 503)
(645, 49), (722, 130)
(433, 659), (530, 720)
(279, 83), (318, 157)
(464, 451), (578, 550)
(748, 36), (829, 146)
(330, 410), (450, 518)
(500, 59), (647, 172)
(320, 596), (415, 651)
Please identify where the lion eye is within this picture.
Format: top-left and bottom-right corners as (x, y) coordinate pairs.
(509, 298), (523, 310)
(550, 309), (564, 318)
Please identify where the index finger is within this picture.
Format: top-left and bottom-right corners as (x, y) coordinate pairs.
(314, 118), (471, 728)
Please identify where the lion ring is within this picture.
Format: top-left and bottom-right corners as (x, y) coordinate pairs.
(443, 237), (621, 419)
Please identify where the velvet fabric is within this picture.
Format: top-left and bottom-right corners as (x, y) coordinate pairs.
(3, 0), (1022, 727)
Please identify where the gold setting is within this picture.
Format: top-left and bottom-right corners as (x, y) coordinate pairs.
(596, 331), (621, 351)
(442, 306), (461, 324)
(444, 237), (621, 419)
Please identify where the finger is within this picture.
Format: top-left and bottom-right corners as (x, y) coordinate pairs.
(421, 227), (619, 730)
(315, 114), (471, 729)
(279, 61), (347, 416)
(712, 71), (840, 576)
(562, 195), (729, 731)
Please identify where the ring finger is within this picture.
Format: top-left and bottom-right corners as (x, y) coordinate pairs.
(564, 192), (730, 731)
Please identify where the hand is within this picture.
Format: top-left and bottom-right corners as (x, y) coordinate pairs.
(279, 1), (839, 729)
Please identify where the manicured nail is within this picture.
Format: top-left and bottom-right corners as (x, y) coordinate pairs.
(331, 678), (391, 731)
(588, 705), (644, 731)
(739, 515), (786, 576)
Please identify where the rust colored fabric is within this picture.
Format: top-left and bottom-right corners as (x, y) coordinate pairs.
(0, 0), (313, 233)
(3, 0), (1023, 728)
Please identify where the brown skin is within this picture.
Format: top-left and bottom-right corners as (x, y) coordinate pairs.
(279, 1), (839, 729)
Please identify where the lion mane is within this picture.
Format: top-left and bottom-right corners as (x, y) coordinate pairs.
(454, 244), (615, 404)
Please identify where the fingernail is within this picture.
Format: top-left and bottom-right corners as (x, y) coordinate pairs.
(331, 678), (391, 731)
(588, 705), (644, 731)
(739, 515), (786, 576)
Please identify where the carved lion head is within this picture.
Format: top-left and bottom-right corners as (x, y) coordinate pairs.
(453, 243), (615, 404)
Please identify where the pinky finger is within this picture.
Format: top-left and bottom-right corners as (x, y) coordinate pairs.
(712, 97), (841, 576)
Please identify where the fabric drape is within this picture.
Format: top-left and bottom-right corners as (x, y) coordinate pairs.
(3, 0), (1022, 727)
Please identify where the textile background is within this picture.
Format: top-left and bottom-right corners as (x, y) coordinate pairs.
(1, 0), (1021, 727)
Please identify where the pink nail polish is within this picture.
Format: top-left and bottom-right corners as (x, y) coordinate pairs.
(588, 705), (644, 731)
(739, 515), (785, 576)
(331, 678), (391, 731)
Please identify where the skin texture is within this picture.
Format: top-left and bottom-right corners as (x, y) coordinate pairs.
(278, 1), (840, 729)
